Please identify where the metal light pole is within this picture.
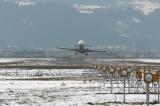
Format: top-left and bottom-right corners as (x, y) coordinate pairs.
(146, 82), (150, 106)
(121, 70), (127, 103)
(128, 78), (130, 93)
(137, 80), (139, 93)
(144, 72), (153, 106)
(157, 70), (160, 103)
(123, 76), (126, 103)
(109, 67), (115, 94)
(49, 69), (51, 76)
(110, 75), (113, 94)
(158, 81), (160, 103)
(5, 64), (8, 76)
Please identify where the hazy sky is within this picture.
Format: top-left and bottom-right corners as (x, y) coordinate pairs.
(0, 0), (160, 51)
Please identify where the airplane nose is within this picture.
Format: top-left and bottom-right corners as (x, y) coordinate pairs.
(78, 40), (85, 45)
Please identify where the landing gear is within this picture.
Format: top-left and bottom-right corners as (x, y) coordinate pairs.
(85, 53), (88, 55)
(85, 48), (89, 55)
(75, 52), (78, 55)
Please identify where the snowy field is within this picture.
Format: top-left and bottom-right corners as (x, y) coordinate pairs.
(0, 80), (160, 106)
(0, 58), (160, 106)
(0, 68), (159, 106)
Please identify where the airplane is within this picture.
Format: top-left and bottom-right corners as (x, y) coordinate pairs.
(56, 40), (109, 55)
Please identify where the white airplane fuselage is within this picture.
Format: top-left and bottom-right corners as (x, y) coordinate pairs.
(76, 40), (87, 53)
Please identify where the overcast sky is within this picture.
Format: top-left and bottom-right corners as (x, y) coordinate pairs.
(0, 0), (160, 51)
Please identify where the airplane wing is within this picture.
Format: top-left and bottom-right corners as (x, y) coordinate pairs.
(86, 49), (109, 53)
(56, 47), (78, 51)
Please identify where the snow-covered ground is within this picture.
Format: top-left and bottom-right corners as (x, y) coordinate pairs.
(0, 80), (159, 106)
(0, 68), (159, 106)
(0, 58), (160, 106)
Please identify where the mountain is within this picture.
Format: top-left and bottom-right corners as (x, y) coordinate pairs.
(0, 0), (160, 52)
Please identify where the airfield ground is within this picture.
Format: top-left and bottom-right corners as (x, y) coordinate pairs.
(0, 58), (160, 106)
